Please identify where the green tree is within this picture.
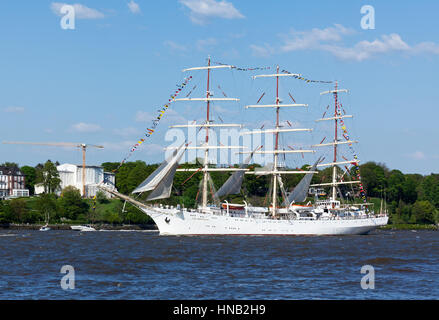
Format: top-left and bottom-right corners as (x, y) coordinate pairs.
(359, 162), (388, 197)
(412, 200), (435, 224)
(10, 198), (28, 222)
(21, 166), (36, 195)
(0, 201), (14, 223)
(36, 193), (57, 223)
(96, 190), (110, 204)
(418, 174), (439, 208)
(124, 203), (152, 224)
(402, 175), (418, 204)
(58, 186), (89, 221)
(0, 162), (19, 169)
(101, 162), (120, 173)
(387, 170), (405, 202)
(36, 160), (61, 194)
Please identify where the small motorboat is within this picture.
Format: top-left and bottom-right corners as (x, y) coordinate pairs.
(70, 225), (96, 232)
(39, 224), (51, 232)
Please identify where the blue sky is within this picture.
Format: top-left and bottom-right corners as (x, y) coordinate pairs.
(0, 0), (438, 174)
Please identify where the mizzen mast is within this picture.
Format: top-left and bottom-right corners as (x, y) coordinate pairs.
(310, 82), (360, 200)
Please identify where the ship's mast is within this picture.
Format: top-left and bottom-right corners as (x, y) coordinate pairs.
(272, 66), (280, 216)
(332, 81), (339, 201)
(310, 83), (361, 198)
(202, 58), (211, 208)
(242, 67), (316, 217)
(172, 57), (246, 209)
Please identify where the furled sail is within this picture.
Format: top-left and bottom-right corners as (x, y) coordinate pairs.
(214, 147), (258, 198)
(132, 143), (185, 194)
(286, 157), (322, 205)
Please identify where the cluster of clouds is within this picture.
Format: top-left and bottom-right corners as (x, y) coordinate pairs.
(178, 0), (244, 25)
(50, 0), (242, 23)
(251, 24), (439, 61)
(50, 1), (141, 19)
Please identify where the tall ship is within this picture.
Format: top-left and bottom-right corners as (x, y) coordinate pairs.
(100, 59), (388, 235)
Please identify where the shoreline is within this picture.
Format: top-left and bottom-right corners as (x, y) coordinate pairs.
(0, 223), (158, 231)
(378, 223), (438, 231)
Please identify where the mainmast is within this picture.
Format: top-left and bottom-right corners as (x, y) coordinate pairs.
(172, 57), (245, 209)
(242, 66), (316, 216)
(203, 58), (211, 208)
(272, 66), (280, 217)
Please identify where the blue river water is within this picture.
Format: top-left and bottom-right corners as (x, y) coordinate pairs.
(0, 229), (437, 299)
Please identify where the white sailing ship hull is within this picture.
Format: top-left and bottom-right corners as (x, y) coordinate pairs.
(141, 207), (388, 236)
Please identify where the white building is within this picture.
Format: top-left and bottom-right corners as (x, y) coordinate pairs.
(35, 163), (116, 198)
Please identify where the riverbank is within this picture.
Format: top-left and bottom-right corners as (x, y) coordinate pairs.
(0, 223), (158, 231)
(379, 223), (438, 231)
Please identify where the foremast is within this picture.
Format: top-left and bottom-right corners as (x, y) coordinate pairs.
(172, 57), (246, 209)
(243, 66), (316, 216)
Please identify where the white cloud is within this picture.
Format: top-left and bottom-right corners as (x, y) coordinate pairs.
(135, 111), (154, 123)
(250, 44), (274, 57)
(196, 38), (218, 51)
(127, 1), (141, 14)
(253, 24), (439, 61)
(408, 151), (426, 160)
(412, 42), (439, 55)
(51, 2), (105, 19)
(280, 24), (354, 52)
(321, 33), (411, 62)
(71, 122), (102, 132)
(179, 0), (244, 25)
(163, 40), (188, 52)
(3, 106), (25, 113)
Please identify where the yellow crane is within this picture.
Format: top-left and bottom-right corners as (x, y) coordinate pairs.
(2, 141), (104, 197)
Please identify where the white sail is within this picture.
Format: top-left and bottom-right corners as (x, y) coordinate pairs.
(286, 157), (323, 205)
(146, 160), (181, 201)
(214, 147), (258, 198)
(132, 143), (185, 194)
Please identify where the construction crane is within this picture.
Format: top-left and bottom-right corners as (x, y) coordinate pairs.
(2, 141), (104, 197)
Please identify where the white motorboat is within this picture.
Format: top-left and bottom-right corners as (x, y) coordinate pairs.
(39, 224), (51, 232)
(70, 225), (96, 232)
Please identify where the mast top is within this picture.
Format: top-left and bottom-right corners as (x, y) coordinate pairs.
(320, 89), (348, 95)
(253, 73), (301, 79)
(182, 65), (233, 72)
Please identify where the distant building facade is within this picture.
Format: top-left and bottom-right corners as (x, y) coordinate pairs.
(35, 163), (116, 198)
(0, 166), (29, 199)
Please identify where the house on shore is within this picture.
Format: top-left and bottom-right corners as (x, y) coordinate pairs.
(0, 166), (29, 199)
